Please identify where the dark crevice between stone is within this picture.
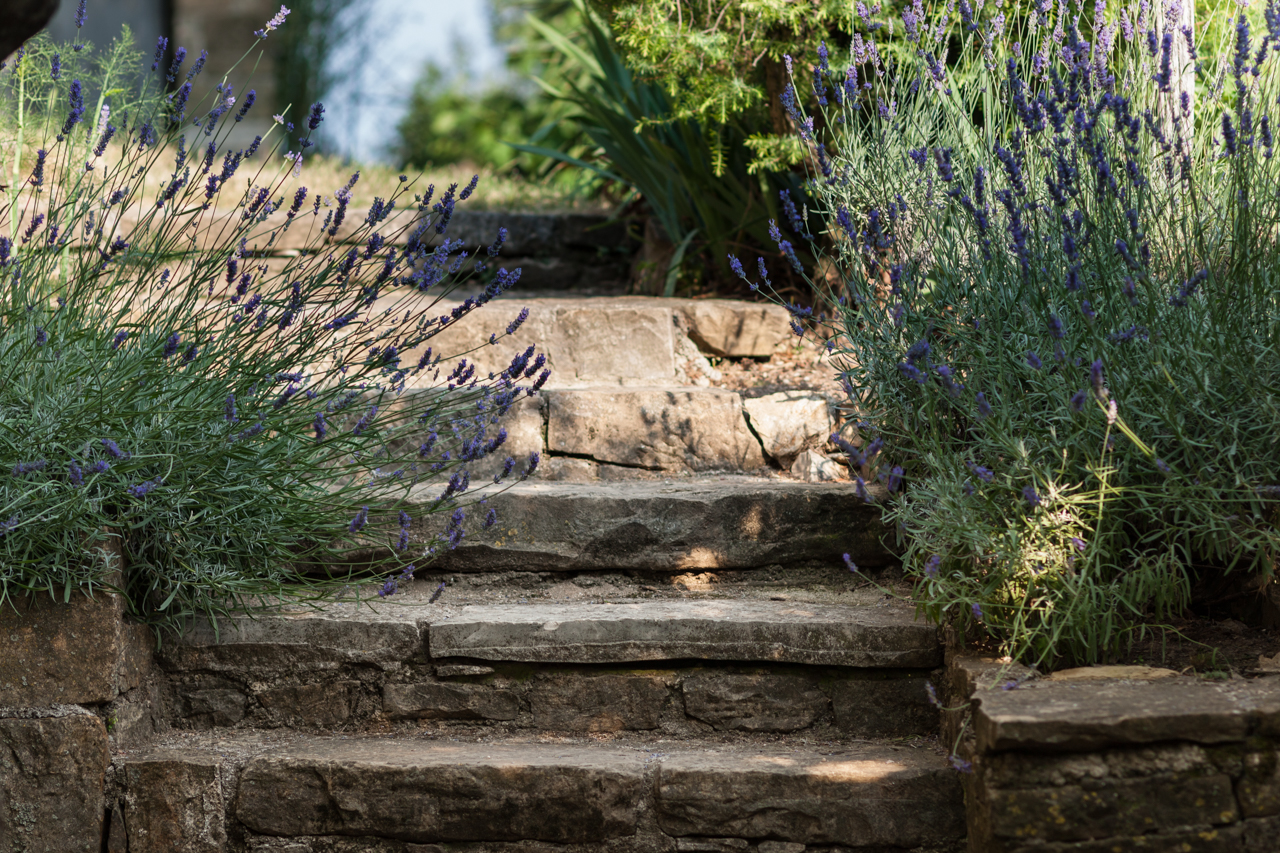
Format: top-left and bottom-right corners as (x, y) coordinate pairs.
(545, 448), (662, 472)
(740, 409), (786, 471)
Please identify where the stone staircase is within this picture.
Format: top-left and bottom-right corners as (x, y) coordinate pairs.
(104, 293), (967, 853)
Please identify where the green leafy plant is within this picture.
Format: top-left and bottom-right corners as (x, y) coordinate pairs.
(0, 17), (543, 637)
(738, 0), (1280, 667)
(515, 0), (805, 294)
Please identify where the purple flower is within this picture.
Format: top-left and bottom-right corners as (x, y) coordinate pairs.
(1156, 458), (1172, 474)
(313, 412), (327, 441)
(728, 254), (745, 279)
(495, 456), (515, 483)
(975, 392), (992, 419)
(483, 508), (498, 529)
(348, 506), (369, 534)
(1026, 351), (1043, 369)
(34, 327), (47, 346)
(887, 465), (904, 492)
(11, 460), (47, 476)
(1071, 537), (1087, 552)
(949, 755), (974, 774)
(101, 439), (128, 459)
(68, 461), (83, 486)
(925, 682), (940, 707)
(60, 80), (84, 137)
(1070, 389), (1087, 411)
(971, 601), (984, 620)
(966, 461), (995, 482)
(1048, 313), (1064, 339)
(151, 37), (167, 71)
(162, 333), (180, 359)
(352, 405), (377, 435)
(843, 553), (859, 573)
(1090, 359), (1106, 399)
(127, 477), (163, 497)
(1022, 485), (1041, 507)
(225, 395), (238, 422)
(88, 460), (110, 475)
(924, 554), (941, 577)
(377, 578), (398, 597)
(521, 451), (540, 480)
(74, 0), (87, 28)
(855, 476), (873, 503)
(0, 515), (18, 537)
(50, 54), (60, 80)
(307, 102), (325, 130)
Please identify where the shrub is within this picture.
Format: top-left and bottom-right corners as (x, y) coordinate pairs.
(0, 13), (542, 636)
(740, 0), (1280, 667)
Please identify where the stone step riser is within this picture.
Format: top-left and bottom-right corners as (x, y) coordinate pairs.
(163, 660), (939, 738)
(117, 738), (966, 852)
(161, 600), (941, 738)
(401, 480), (892, 573)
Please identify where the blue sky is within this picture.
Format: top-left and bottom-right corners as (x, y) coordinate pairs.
(325, 0), (506, 161)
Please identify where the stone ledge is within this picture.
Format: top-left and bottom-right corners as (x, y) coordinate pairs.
(427, 600), (941, 668)
(973, 676), (1280, 753)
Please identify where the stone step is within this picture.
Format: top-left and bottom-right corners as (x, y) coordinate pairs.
(116, 731), (966, 851)
(382, 294), (799, 387)
(160, 595), (941, 736)
(404, 478), (889, 572)
(394, 384), (842, 480)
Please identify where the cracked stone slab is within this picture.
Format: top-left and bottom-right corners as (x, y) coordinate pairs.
(427, 600), (940, 667)
(546, 387), (765, 472)
(654, 744), (964, 846)
(410, 478), (891, 572)
(235, 740), (645, 843)
(973, 676), (1280, 752)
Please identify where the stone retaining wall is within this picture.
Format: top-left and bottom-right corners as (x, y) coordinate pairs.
(948, 657), (1280, 853)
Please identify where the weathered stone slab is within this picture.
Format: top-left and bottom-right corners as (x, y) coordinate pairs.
(390, 391), (545, 482)
(383, 682), (519, 722)
(164, 613), (420, 673)
(829, 674), (940, 737)
(681, 300), (792, 357)
(122, 750), (226, 853)
(0, 581), (152, 706)
(681, 673), (828, 732)
(986, 774), (1238, 843)
(654, 745), (964, 845)
(1002, 826), (1244, 853)
(412, 478), (892, 572)
(258, 682), (357, 728)
(547, 388), (765, 472)
(974, 679), (1254, 752)
(0, 709), (108, 853)
(428, 601), (940, 667)
(742, 392), (833, 464)
(1239, 744), (1280, 818)
(235, 740), (644, 843)
(402, 300), (678, 389)
(529, 674), (668, 731)
(790, 449), (845, 482)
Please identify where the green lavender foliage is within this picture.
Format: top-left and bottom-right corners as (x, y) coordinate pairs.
(0, 23), (542, 637)
(740, 0), (1280, 667)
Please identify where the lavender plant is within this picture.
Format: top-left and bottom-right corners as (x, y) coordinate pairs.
(739, 0), (1280, 667)
(0, 9), (544, 635)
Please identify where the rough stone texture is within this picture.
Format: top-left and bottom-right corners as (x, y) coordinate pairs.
(383, 682), (519, 722)
(403, 300), (678, 388)
(985, 774), (1238, 843)
(682, 300), (792, 357)
(0, 580), (153, 706)
(829, 674), (940, 737)
(974, 678), (1261, 752)
(547, 388), (765, 471)
(428, 600), (941, 667)
(0, 710), (108, 853)
(791, 449), (846, 482)
(756, 843), (805, 853)
(412, 478), (892, 572)
(257, 682), (356, 728)
(1002, 826), (1244, 853)
(742, 392), (834, 464)
(529, 674), (668, 731)
(163, 613), (421, 673)
(1244, 814), (1280, 852)
(654, 745), (964, 846)
(681, 672), (829, 732)
(123, 750), (226, 853)
(235, 740), (645, 843)
(1238, 745), (1280, 817)
(180, 687), (248, 729)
